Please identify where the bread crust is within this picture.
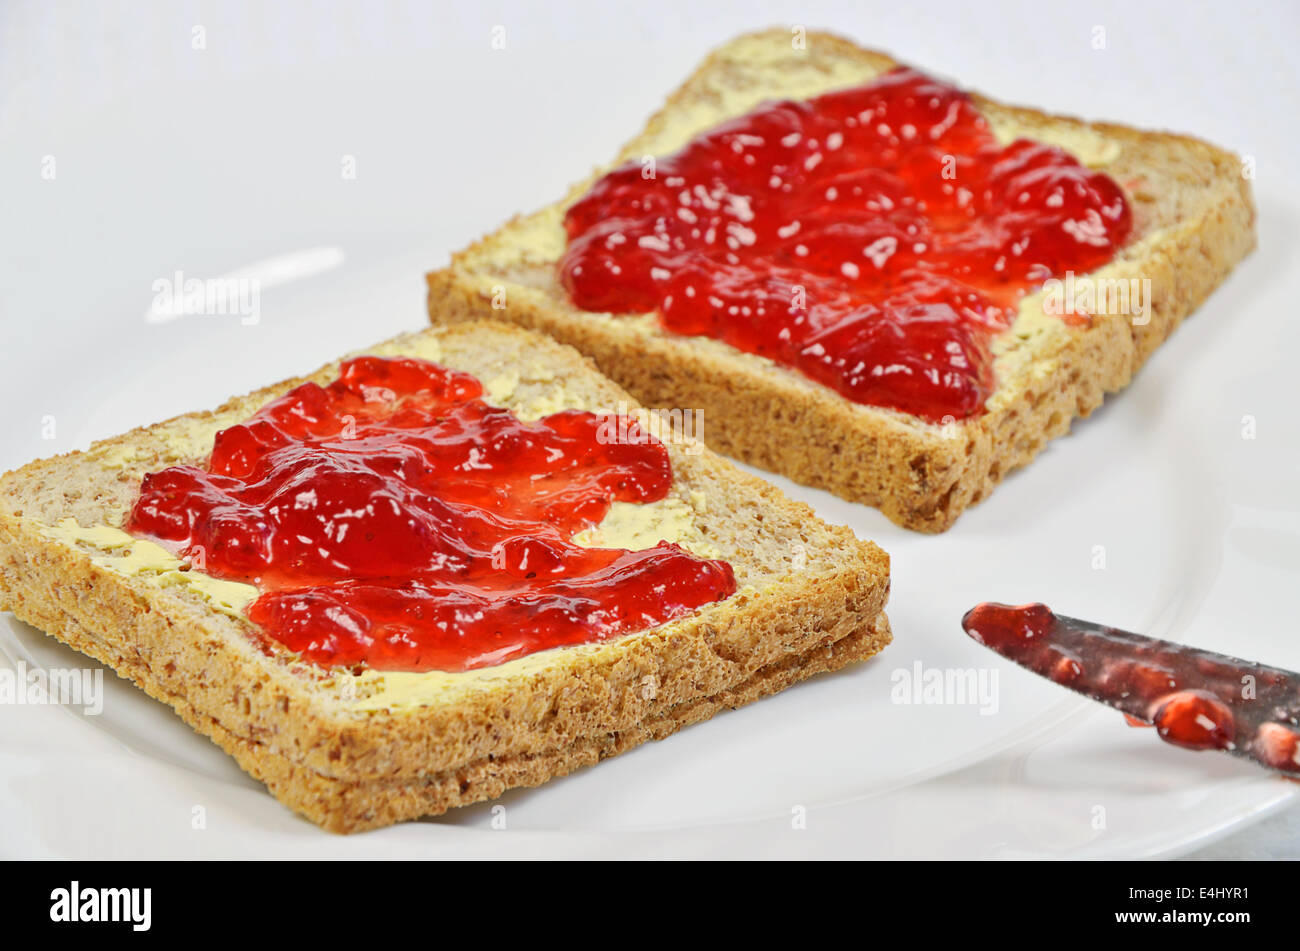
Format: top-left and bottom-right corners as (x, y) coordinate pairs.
(0, 320), (890, 831)
(174, 615), (888, 834)
(426, 28), (1257, 532)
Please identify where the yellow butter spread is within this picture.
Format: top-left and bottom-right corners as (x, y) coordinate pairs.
(362, 334), (443, 364)
(92, 444), (144, 470)
(477, 361), (569, 421)
(38, 519), (258, 616)
(631, 34), (1121, 171)
(484, 369), (521, 404)
(89, 415), (234, 470)
(155, 417), (230, 460)
(989, 119), (1122, 169)
(574, 496), (719, 558)
(344, 644), (599, 710)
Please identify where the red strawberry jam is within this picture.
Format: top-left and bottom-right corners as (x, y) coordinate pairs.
(561, 68), (1133, 422)
(126, 355), (736, 672)
(963, 602), (1300, 771)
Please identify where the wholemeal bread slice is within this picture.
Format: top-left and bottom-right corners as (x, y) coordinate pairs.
(0, 320), (890, 833)
(426, 28), (1256, 532)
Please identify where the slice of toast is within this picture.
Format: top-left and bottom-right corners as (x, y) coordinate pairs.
(0, 320), (890, 833)
(426, 28), (1256, 532)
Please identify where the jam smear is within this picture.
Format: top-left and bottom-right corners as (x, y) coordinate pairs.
(963, 603), (1300, 770)
(126, 356), (736, 673)
(561, 68), (1133, 422)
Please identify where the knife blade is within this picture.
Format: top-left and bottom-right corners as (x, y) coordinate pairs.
(962, 602), (1300, 777)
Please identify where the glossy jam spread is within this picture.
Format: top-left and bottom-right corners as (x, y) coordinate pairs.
(963, 602), (1300, 771)
(561, 68), (1133, 421)
(126, 356), (736, 672)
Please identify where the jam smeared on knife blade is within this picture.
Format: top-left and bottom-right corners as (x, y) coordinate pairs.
(126, 356), (735, 673)
(962, 602), (1300, 771)
(560, 67), (1133, 422)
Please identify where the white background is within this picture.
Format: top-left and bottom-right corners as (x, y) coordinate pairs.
(2, 0), (1298, 858)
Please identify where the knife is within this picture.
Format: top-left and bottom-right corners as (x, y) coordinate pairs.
(962, 602), (1300, 776)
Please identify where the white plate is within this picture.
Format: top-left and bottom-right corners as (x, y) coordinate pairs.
(2, 0), (1298, 858)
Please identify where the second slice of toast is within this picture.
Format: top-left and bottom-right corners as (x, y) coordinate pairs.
(0, 320), (890, 832)
(426, 29), (1256, 532)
